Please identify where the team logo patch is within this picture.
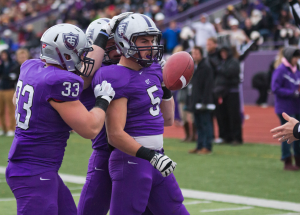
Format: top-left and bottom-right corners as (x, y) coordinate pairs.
(42, 44), (47, 48)
(117, 21), (129, 38)
(63, 32), (79, 50)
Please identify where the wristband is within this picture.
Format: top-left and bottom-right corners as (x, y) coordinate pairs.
(94, 97), (109, 112)
(93, 31), (108, 50)
(162, 86), (172, 100)
(293, 123), (300, 139)
(136, 146), (156, 161)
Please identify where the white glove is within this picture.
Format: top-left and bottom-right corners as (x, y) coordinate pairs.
(159, 59), (166, 70)
(94, 80), (115, 104)
(159, 59), (166, 86)
(103, 12), (133, 35)
(150, 153), (177, 177)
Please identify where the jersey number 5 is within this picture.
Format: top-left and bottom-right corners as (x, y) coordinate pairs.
(15, 80), (34, 130)
(147, 85), (161, 116)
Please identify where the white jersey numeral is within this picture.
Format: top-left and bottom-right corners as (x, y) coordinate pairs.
(62, 82), (80, 97)
(147, 85), (161, 117)
(15, 80), (34, 130)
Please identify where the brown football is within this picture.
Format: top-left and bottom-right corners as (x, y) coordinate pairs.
(163, 51), (194, 90)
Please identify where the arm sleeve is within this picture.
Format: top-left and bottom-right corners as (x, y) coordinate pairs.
(46, 72), (83, 102)
(271, 69), (296, 98)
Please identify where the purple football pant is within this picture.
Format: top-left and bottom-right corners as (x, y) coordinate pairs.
(77, 149), (112, 215)
(109, 149), (189, 215)
(77, 149), (153, 215)
(6, 171), (76, 215)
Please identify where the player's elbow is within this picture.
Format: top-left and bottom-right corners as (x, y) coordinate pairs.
(79, 126), (102, 139)
(107, 130), (123, 147)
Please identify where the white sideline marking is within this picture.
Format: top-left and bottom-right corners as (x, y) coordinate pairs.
(59, 173), (86, 184)
(0, 198), (15, 202)
(181, 189), (300, 212)
(268, 213), (300, 215)
(200, 206), (253, 212)
(1, 166), (300, 212)
(68, 187), (83, 191)
(184, 201), (211, 205)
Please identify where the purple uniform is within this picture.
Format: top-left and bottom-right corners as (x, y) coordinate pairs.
(78, 65), (111, 215)
(78, 64), (154, 215)
(92, 63), (189, 215)
(6, 59), (82, 215)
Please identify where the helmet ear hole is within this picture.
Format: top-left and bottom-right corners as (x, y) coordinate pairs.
(119, 42), (124, 48)
(64, 54), (71, 60)
(54, 34), (59, 42)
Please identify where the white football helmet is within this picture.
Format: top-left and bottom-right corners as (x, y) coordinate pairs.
(114, 13), (164, 67)
(86, 18), (119, 64)
(40, 23), (94, 77)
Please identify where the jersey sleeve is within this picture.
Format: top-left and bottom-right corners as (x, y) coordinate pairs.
(92, 65), (130, 100)
(45, 68), (84, 102)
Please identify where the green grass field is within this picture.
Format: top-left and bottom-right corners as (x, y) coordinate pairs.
(0, 134), (299, 215)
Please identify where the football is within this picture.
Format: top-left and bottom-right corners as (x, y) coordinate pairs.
(163, 51), (194, 90)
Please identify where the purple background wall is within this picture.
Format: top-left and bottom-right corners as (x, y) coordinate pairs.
(243, 50), (278, 105)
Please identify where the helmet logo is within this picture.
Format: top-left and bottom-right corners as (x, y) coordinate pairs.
(117, 21), (129, 38)
(63, 32), (79, 50)
(42, 44), (47, 48)
(86, 28), (94, 41)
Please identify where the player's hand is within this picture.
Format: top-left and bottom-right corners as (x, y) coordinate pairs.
(150, 153), (177, 177)
(103, 12), (133, 35)
(159, 59), (166, 70)
(270, 112), (299, 144)
(94, 80), (115, 104)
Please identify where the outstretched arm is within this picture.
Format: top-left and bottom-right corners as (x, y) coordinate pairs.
(270, 112), (300, 144)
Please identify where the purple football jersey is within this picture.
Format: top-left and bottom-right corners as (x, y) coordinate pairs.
(6, 59), (83, 177)
(92, 62), (164, 137)
(80, 63), (109, 151)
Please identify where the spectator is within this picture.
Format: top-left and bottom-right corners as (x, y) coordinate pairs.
(191, 14), (217, 48)
(0, 50), (17, 136)
(243, 18), (255, 38)
(271, 46), (300, 171)
(163, 0), (178, 17)
(206, 37), (220, 78)
(237, 0), (251, 14)
(251, 71), (269, 106)
(162, 21), (181, 53)
(178, 0), (192, 13)
(23, 24), (40, 50)
(188, 46), (214, 154)
(229, 18), (249, 47)
(10, 48), (29, 82)
(174, 45), (196, 142)
(222, 5), (240, 30)
(214, 46), (243, 145)
(155, 12), (165, 30)
(2, 29), (13, 52)
(180, 26), (195, 50)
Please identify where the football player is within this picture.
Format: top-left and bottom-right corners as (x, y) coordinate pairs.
(78, 17), (155, 215)
(77, 18), (120, 215)
(6, 13), (131, 215)
(92, 13), (189, 214)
